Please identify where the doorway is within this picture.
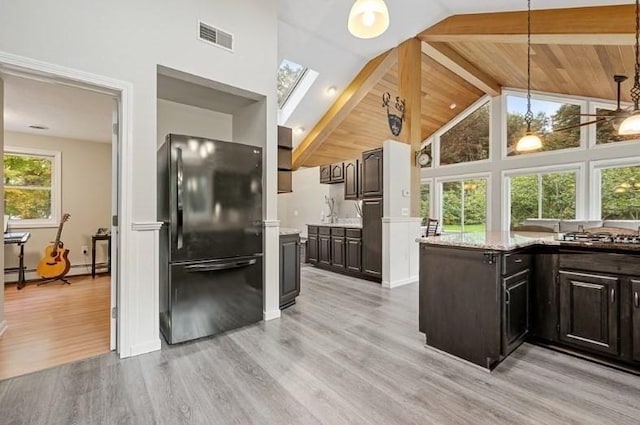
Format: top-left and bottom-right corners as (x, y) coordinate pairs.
(0, 66), (121, 380)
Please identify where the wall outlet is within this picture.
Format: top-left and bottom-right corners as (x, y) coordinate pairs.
(401, 208), (409, 216)
(81, 245), (89, 255)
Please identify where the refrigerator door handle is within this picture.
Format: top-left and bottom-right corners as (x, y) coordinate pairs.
(176, 147), (184, 250)
(185, 258), (257, 273)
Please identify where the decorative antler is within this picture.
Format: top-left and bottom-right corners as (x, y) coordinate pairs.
(381, 91), (406, 137)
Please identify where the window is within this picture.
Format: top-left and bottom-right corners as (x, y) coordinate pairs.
(277, 59), (307, 108)
(506, 94), (582, 156)
(599, 165), (640, 220)
(439, 102), (490, 165)
(595, 107), (640, 145)
(420, 182), (431, 225)
(440, 178), (487, 233)
(4, 147), (61, 227)
(508, 170), (577, 229)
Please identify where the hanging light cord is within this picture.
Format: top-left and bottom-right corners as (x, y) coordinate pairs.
(525, 0), (534, 132)
(633, 0), (640, 110)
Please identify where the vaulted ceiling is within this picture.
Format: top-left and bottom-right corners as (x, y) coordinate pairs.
(292, 3), (637, 169)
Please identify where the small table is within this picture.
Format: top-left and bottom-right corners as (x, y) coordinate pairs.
(91, 234), (111, 278)
(4, 232), (31, 289)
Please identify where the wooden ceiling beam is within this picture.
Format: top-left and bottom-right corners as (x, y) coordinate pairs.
(421, 42), (501, 97)
(419, 4), (636, 46)
(292, 48), (398, 169)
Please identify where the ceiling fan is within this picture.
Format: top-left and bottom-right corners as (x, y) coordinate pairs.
(555, 75), (632, 133)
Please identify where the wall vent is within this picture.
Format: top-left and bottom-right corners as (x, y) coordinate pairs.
(198, 21), (233, 52)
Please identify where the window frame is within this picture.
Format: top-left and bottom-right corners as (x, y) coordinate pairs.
(4, 146), (62, 229)
(435, 172), (492, 233)
(420, 178), (433, 221)
(590, 156), (640, 220)
(501, 89), (588, 160)
(434, 96), (492, 169)
(502, 162), (585, 231)
(588, 100), (640, 149)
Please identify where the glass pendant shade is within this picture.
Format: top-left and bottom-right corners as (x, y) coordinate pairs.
(618, 110), (640, 135)
(516, 132), (543, 152)
(348, 0), (389, 39)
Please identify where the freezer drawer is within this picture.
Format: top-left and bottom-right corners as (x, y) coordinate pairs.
(161, 255), (263, 344)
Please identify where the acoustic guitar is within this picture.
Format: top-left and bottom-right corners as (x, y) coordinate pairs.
(36, 213), (71, 279)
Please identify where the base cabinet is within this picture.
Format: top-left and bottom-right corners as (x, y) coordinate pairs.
(346, 238), (362, 272)
(632, 279), (640, 362)
(503, 270), (530, 355)
(319, 235), (331, 265)
(559, 270), (620, 356)
(307, 234), (318, 262)
(331, 237), (346, 268)
(280, 234), (300, 309)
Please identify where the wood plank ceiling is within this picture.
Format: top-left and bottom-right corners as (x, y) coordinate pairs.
(295, 4), (636, 168)
(303, 56), (483, 167)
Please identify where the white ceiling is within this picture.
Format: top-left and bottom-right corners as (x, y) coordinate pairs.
(278, 0), (631, 147)
(2, 73), (113, 143)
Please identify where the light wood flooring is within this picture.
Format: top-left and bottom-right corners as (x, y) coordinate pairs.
(1, 266), (639, 424)
(0, 275), (111, 380)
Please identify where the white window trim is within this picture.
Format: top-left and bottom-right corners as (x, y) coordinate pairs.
(590, 156), (640, 220)
(502, 162), (586, 231)
(587, 100), (640, 149)
(501, 88), (588, 160)
(434, 95), (492, 169)
(420, 178), (434, 220)
(435, 172), (492, 233)
(4, 146), (62, 229)
(277, 68), (319, 126)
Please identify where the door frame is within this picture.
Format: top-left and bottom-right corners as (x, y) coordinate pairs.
(0, 51), (133, 354)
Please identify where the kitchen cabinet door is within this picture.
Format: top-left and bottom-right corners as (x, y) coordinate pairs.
(319, 165), (331, 184)
(307, 234), (319, 263)
(346, 237), (362, 272)
(280, 235), (300, 309)
(632, 279), (640, 362)
(331, 236), (346, 268)
(344, 160), (359, 200)
(559, 270), (620, 356)
(502, 270), (530, 355)
(362, 198), (382, 278)
(330, 162), (344, 183)
(319, 235), (331, 265)
(362, 148), (383, 198)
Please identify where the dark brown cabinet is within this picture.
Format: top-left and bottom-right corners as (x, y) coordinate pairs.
(362, 198), (383, 278)
(331, 236), (346, 268)
(502, 270), (530, 355)
(319, 165), (331, 184)
(559, 270), (620, 356)
(632, 279), (640, 362)
(330, 163), (345, 183)
(344, 159), (359, 200)
(346, 237), (362, 272)
(277, 126), (293, 193)
(307, 226), (374, 281)
(362, 148), (383, 198)
(280, 234), (300, 309)
(307, 230), (319, 263)
(319, 234), (331, 265)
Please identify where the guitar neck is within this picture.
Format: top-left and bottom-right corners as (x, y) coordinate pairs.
(53, 222), (64, 247)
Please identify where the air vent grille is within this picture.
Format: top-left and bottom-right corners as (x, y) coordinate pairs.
(198, 21), (233, 51)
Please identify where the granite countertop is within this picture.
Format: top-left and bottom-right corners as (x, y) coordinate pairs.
(418, 231), (640, 252)
(279, 227), (301, 236)
(307, 223), (363, 229)
(417, 231), (559, 251)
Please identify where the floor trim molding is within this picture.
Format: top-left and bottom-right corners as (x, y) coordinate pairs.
(264, 309), (281, 321)
(130, 339), (162, 357)
(0, 320), (7, 338)
(382, 276), (418, 289)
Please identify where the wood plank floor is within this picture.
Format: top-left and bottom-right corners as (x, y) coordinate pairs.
(0, 275), (111, 380)
(1, 266), (639, 424)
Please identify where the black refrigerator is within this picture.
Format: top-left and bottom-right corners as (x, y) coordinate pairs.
(158, 134), (263, 344)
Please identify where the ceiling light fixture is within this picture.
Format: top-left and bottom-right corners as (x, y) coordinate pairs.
(326, 86), (337, 96)
(619, 0), (640, 135)
(28, 125), (49, 130)
(516, 0), (543, 153)
(449, 103), (457, 110)
(348, 0), (389, 39)
(295, 127), (305, 135)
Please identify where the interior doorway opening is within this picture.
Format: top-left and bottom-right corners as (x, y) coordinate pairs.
(0, 67), (120, 380)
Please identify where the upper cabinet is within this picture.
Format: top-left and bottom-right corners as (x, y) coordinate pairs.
(344, 159), (359, 200)
(278, 126), (293, 194)
(362, 148), (383, 198)
(319, 162), (344, 184)
(319, 165), (332, 184)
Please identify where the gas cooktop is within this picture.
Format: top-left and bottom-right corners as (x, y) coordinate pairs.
(562, 231), (640, 244)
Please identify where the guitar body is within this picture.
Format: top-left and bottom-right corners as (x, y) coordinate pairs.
(37, 242), (71, 279)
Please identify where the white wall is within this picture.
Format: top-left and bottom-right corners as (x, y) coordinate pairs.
(4, 132), (112, 280)
(278, 167), (329, 237)
(0, 0), (278, 357)
(157, 99), (233, 146)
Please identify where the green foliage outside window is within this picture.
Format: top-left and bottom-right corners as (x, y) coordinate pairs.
(601, 166), (640, 220)
(420, 184), (430, 225)
(277, 60), (306, 107)
(595, 108), (640, 145)
(442, 179), (487, 232)
(4, 153), (53, 220)
(440, 103), (490, 165)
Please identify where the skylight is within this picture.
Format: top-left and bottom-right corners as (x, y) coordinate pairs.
(277, 59), (308, 108)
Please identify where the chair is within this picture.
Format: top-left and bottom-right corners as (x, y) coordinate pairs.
(425, 218), (439, 237)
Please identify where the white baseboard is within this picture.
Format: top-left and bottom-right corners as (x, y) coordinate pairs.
(4, 263), (109, 283)
(0, 320), (7, 338)
(129, 339), (161, 357)
(382, 276), (418, 289)
(264, 309), (281, 321)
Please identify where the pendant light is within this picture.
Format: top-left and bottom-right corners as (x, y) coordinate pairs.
(516, 0), (543, 152)
(619, 0), (640, 135)
(348, 0), (389, 39)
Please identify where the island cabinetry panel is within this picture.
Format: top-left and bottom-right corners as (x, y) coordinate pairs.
(502, 270), (530, 356)
(631, 279), (640, 362)
(532, 247), (559, 342)
(559, 271), (620, 356)
(280, 234), (300, 309)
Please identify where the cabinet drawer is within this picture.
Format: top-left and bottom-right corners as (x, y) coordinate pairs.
(559, 251), (640, 276)
(503, 252), (532, 276)
(331, 227), (345, 237)
(319, 227), (331, 236)
(308, 226), (318, 235)
(346, 228), (362, 239)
